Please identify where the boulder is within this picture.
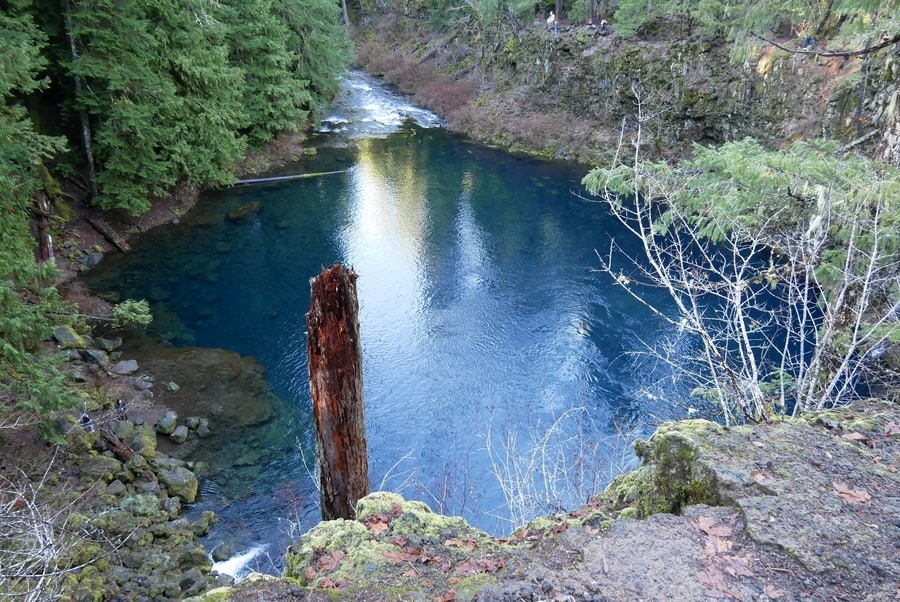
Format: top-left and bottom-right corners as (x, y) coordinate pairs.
(170, 425), (190, 444)
(95, 336), (123, 352)
(157, 464), (199, 503)
(156, 410), (178, 435)
(111, 359), (140, 375)
(284, 491), (501, 596)
(53, 325), (87, 349)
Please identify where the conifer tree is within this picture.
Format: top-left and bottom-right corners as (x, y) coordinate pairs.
(0, 2), (76, 417)
(276, 0), (354, 117)
(66, 0), (245, 214)
(220, 0), (312, 145)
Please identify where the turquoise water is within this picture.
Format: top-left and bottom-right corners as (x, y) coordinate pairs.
(83, 77), (693, 574)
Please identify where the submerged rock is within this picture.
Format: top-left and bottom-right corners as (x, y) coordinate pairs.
(226, 201), (262, 222)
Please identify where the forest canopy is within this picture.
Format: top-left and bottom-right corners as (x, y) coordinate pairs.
(0, 0), (351, 420)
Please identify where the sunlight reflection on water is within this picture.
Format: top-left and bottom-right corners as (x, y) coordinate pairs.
(83, 70), (697, 577)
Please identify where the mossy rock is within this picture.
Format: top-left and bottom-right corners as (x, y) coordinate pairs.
(183, 585), (235, 602)
(79, 454), (124, 482)
(598, 419), (736, 519)
(54, 325), (88, 350)
(285, 492), (507, 598)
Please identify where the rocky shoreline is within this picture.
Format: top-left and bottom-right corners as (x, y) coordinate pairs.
(0, 134), (313, 601)
(196, 399), (899, 601)
(15, 325), (225, 601)
(22, 300), (304, 600)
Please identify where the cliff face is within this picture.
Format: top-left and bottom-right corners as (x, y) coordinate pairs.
(353, 11), (898, 166)
(188, 399), (899, 601)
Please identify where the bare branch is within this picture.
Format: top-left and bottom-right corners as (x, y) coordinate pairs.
(750, 31), (900, 58)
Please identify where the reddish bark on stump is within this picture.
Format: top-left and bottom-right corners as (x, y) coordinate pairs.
(306, 264), (370, 520)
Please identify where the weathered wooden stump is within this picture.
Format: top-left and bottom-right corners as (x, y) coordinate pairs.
(306, 264), (370, 520)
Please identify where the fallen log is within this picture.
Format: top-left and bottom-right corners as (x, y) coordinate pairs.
(84, 214), (131, 252)
(100, 429), (135, 462)
(237, 170), (348, 186)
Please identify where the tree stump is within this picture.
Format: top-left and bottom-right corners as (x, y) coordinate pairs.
(306, 264), (370, 520)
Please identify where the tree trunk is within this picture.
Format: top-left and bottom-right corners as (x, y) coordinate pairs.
(306, 264), (369, 520)
(34, 191), (53, 263)
(876, 89), (900, 167)
(64, 0), (99, 199)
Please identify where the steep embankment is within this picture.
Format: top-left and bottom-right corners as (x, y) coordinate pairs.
(191, 399), (898, 601)
(353, 11), (893, 166)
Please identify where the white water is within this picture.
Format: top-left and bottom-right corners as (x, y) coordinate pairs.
(318, 69), (443, 140)
(212, 544), (269, 582)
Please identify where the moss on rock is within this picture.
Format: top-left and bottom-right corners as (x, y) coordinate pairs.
(283, 492), (510, 599)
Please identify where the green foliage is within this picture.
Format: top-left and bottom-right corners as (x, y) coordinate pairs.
(68, 0), (245, 215)
(63, 0), (351, 214)
(1, 3), (78, 416)
(733, 0), (900, 56)
(612, 0), (661, 36)
(219, 0), (312, 146)
(111, 299), (152, 329)
(1, 0), (352, 421)
(584, 138), (900, 417)
(608, 0), (900, 44)
(590, 137), (900, 248)
(276, 0), (354, 117)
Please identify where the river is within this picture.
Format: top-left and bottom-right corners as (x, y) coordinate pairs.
(83, 70), (693, 577)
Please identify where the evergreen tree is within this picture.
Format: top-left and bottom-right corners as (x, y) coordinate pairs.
(220, 0), (312, 146)
(65, 0), (177, 214)
(146, 0), (246, 187)
(276, 0), (353, 118)
(67, 0), (245, 215)
(0, 2), (76, 417)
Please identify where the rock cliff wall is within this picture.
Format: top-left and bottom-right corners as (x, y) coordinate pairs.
(354, 11), (899, 166)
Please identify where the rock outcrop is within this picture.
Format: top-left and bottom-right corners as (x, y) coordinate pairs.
(186, 398), (898, 601)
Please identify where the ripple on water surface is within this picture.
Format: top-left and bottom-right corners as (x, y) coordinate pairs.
(82, 72), (694, 575)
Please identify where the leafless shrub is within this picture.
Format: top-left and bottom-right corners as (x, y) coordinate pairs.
(586, 89), (900, 423)
(419, 78), (477, 115)
(0, 450), (100, 601)
(484, 409), (639, 529)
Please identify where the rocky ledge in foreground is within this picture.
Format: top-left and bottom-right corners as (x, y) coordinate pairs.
(190, 399), (898, 602)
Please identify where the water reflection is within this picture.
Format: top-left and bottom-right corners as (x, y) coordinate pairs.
(82, 74), (694, 576)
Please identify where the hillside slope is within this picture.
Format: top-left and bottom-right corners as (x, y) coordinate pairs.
(354, 10), (898, 166)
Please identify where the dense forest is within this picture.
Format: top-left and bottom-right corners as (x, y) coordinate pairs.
(1, 0), (351, 422)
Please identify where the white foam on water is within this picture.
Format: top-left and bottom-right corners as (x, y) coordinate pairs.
(212, 544), (269, 582)
(319, 69), (442, 140)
